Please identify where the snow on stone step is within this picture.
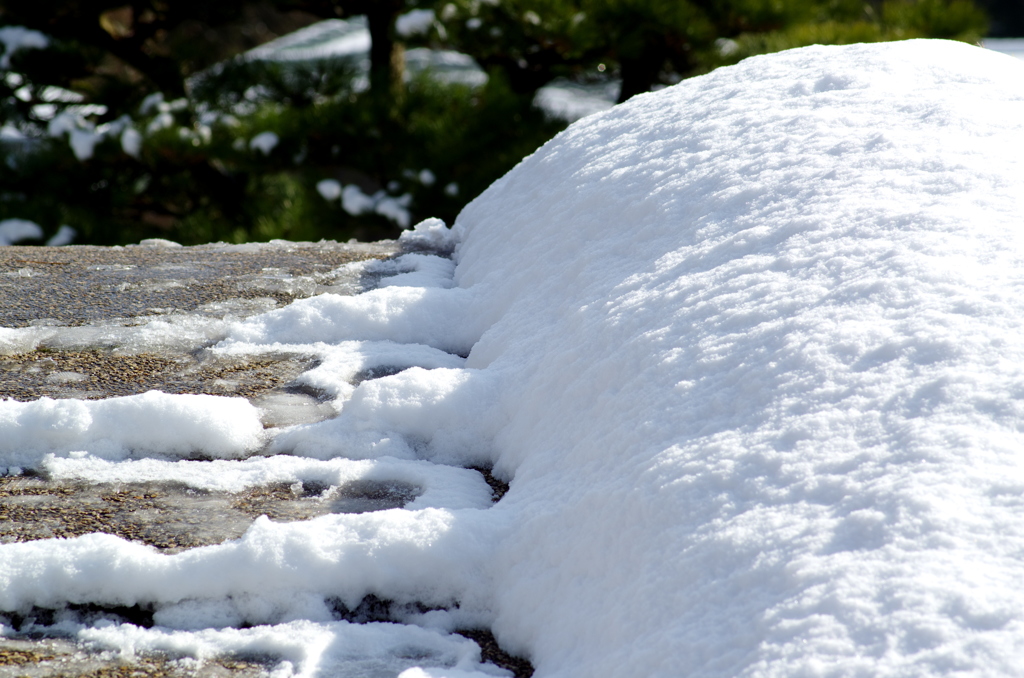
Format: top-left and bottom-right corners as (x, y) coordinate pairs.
(0, 240), (523, 677)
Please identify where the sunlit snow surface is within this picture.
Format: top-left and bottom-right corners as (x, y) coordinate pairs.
(4, 39), (1024, 677)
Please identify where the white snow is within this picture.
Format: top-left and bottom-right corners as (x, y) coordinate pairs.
(0, 26), (48, 70)
(0, 124), (26, 142)
(0, 507), (500, 623)
(398, 218), (459, 253)
(121, 127), (142, 157)
(374, 194), (412, 228)
(0, 314), (229, 359)
(401, 669), (501, 678)
(0, 218), (42, 245)
(316, 178), (342, 201)
(78, 621), (506, 678)
(533, 78), (620, 121)
(403, 48), (488, 88)
(42, 454), (493, 510)
(147, 112), (174, 134)
(3, 38), (1024, 678)
(396, 9), (436, 38)
(337, 184), (414, 227)
(135, 237), (183, 248)
(47, 111), (130, 161)
(0, 391), (265, 468)
(139, 92), (165, 115)
(45, 224), (77, 246)
(68, 127), (102, 160)
(245, 19), (372, 63)
(250, 131), (280, 155)
(341, 184), (375, 216)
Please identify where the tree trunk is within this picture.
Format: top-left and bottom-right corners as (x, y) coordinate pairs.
(366, 1), (403, 103)
(617, 39), (666, 103)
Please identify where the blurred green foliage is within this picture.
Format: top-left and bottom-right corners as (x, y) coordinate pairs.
(438, 0), (987, 99)
(0, 0), (988, 246)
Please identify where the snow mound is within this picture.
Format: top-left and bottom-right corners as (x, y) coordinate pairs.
(3, 39), (1024, 677)
(448, 39), (1024, 676)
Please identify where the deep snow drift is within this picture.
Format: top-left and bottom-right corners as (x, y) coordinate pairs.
(3, 39), (1024, 677)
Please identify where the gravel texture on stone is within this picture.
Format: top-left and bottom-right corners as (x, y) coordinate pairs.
(0, 476), (420, 553)
(0, 637), (269, 678)
(0, 351), (316, 403)
(0, 241), (395, 328)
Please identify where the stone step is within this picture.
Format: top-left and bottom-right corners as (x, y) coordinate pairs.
(0, 240), (533, 678)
